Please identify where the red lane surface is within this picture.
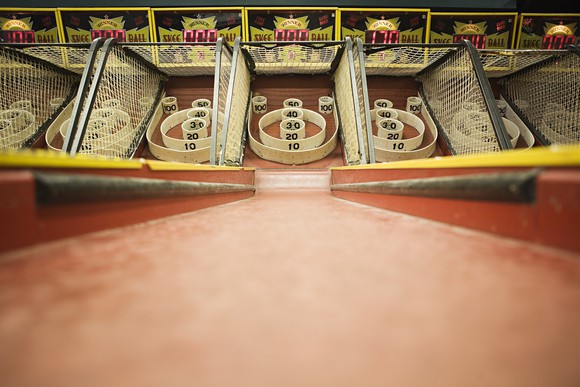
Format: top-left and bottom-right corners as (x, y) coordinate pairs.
(1, 170), (579, 387)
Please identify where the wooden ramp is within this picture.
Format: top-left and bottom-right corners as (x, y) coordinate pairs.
(1, 169), (579, 386)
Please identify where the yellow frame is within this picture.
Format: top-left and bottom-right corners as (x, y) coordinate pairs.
(430, 12), (519, 49)
(0, 149), (143, 169)
(56, 7), (154, 43)
(150, 7), (245, 42)
(244, 7), (339, 40)
(0, 7), (57, 12)
(516, 13), (580, 49)
(337, 8), (431, 42)
(332, 144), (580, 170)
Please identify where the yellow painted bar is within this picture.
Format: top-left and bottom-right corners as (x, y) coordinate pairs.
(519, 12), (580, 16)
(425, 9), (432, 42)
(0, 150), (142, 169)
(430, 12), (519, 16)
(151, 7), (243, 13)
(242, 7), (248, 41)
(332, 145), (580, 170)
(245, 7), (338, 11)
(1, 7), (54, 10)
(57, 7), (150, 11)
(340, 7), (429, 12)
(146, 160), (254, 171)
(55, 8), (66, 43)
(0, 150), (258, 171)
(243, 7), (249, 41)
(148, 8), (155, 44)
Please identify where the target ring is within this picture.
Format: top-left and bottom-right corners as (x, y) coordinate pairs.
(248, 98), (338, 165)
(371, 101), (438, 162)
(146, 101), (220, 164)
(372, 108), (425, 152)
(0, 109), (36, 149)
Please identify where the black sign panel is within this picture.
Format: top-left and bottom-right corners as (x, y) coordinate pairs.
(518, 14), (579, 49)
(340, 9), (429, 43)
(247, 8), (335, 42)
(0, 9), (59, 43)
(59, 8), (151, 43)
(153, 8), (242, 43)
(430, 13), (517, 49)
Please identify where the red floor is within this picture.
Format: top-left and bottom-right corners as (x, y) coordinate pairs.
(1, 170), (579, 386)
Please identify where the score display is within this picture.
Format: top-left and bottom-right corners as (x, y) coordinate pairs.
(453, 34), (487, 49)
(182, 29), (218, 43)
(247, 9), (335, 42)
(0, 30), (36, 43)
(274, 29), (310, 42)
(365, 30), (400, 44)
(90, 29), (126, 41)
(542, 34), (577, 49)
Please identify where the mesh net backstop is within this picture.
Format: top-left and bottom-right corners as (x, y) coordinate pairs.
(60, 40), (165, 159)
(239, 39), (366, 166)
(487, 47), (579, 145)
(363, 42), (510, 157)
(0, 45), (79, 150)
(53, 40), (235, 163)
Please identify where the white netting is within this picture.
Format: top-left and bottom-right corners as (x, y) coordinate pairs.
(418, 47), (501, 155)
(19, 46), (92, 74)
(74, 45), (164, 158)
(0, 47), (78, 150)
(221, 46), (250, 166)
(94, 41), (233, 165)
(212, 43), (233, 163)
(236, 40), (364, 165)
(125, 43), (217, 77)
(351, 40), (371, 162)
(241, 43), (340, 75)
(479, 49), (564, 78)
(334, 46), (361, 164)
(365, 45), (454, 76)
(501, 50), (579, 145)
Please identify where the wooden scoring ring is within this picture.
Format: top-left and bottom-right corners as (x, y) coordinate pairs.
(0, 109), (36, 148)
(258, 108), (326, 151)
(160, 109), (211, 151)
(373, 107), (438, 163)
(248, 106), (338, 165)
(146, 107), (222, 164)
(52, 108), (134, 155)
(372, 108), (425, 152)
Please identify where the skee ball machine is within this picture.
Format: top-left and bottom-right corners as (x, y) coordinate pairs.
(480, 45), (579, 147)
(44, 37), (242, 165)
(240, 7), (363, 167)
(360, 40), (513, 162)
(235, 37), (368, 167)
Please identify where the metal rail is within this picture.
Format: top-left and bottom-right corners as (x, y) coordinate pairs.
(34, 171), (255, 204)
(331, 169), (538, 202)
